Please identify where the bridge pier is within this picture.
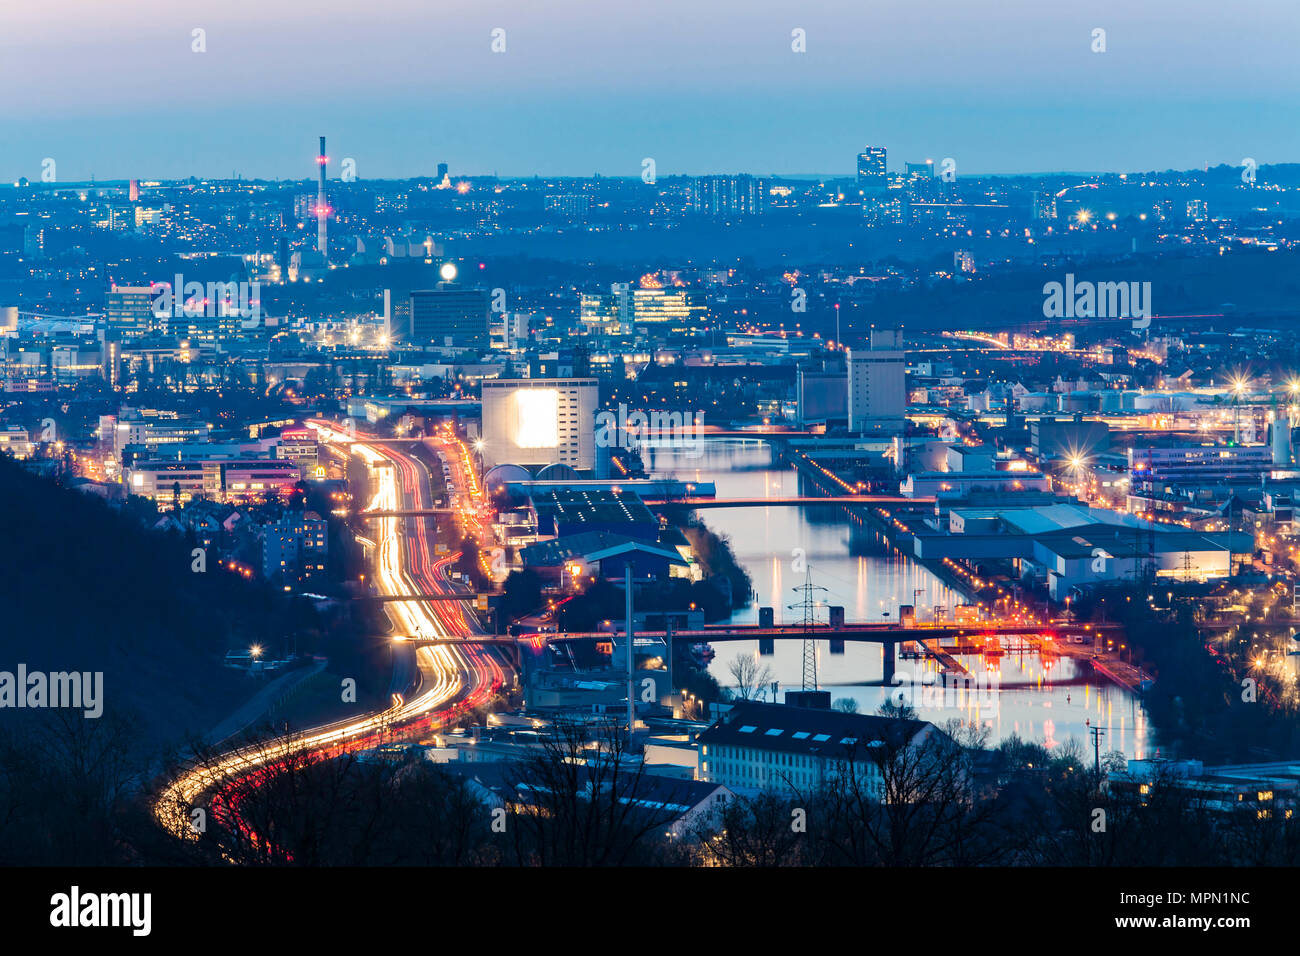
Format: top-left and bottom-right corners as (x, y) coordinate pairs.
(882, 641), (896, 684)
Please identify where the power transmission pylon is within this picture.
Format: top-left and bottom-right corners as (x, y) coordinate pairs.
(788, 567), (827, 691)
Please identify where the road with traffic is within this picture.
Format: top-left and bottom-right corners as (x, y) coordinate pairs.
(154, 422), (508, 846)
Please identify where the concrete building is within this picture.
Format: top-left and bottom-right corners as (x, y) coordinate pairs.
(696, 700), (942, 796)
(0, 426), (32, 458)
(261, 510), (329, 584)
(110, 413), (211, 457)
(480, 378), (598, 471)
(1031, 417), (1111, 458)
(127, 458), (301, 504)
(848, 329), (906, 434)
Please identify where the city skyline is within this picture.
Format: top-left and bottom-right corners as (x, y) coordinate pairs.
(4, 0), (1300, 913)
(3, 0), (1297, 181)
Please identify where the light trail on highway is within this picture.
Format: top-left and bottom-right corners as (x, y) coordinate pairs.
(154, 422), (507, 847)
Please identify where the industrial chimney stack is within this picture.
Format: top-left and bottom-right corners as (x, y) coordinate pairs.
(316, 136), (329, 259)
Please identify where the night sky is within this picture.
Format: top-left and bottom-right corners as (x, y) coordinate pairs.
(2, 0), (1297, 180)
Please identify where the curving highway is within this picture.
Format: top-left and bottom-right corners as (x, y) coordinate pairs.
(154, 421), (508, 846)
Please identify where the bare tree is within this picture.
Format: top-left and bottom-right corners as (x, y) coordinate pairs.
(690, 790), (815, 866)
(728, 653), (774, 701)
(502, 719), (683, 866)
(815, 719), (1011, 866)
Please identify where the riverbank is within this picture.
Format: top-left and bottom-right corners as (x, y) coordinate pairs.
(663, 507), (754, 612)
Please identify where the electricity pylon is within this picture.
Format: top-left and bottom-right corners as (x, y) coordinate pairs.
(788, 567), (827, 691)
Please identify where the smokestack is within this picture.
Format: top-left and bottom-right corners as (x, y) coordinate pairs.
(316, 136), (328, 259)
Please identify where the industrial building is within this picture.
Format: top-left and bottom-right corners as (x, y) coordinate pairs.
(480, 378), (598, 472)
(911, 502), (1252, 598)
(848, 328), (906, 434)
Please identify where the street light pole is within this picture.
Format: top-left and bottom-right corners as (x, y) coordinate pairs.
(625, 563), (634, 736)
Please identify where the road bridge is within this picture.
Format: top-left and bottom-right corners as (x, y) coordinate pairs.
(519, 621), (1120, 683)
(642, 495), (935, 508)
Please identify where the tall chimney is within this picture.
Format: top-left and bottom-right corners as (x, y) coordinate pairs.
(316, 136), (328, 259)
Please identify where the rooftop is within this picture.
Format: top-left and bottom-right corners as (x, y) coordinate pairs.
(697, 700), (935, 759)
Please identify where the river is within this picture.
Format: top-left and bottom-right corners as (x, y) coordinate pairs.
(648, 438), (1151, 759)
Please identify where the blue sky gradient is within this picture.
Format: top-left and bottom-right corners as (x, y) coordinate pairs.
(2, 0), (1296, 180)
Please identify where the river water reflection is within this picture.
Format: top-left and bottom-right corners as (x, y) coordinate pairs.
(648, 439), (1151, 758)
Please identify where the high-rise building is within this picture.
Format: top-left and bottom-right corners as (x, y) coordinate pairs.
(105, 286), (157, 339)
(857, 146), (887, 192)
(847, 329), (907, 434)
(692, 175), (767, 218)
(480, 378), (598, 472)
(408, 287), (490, 349)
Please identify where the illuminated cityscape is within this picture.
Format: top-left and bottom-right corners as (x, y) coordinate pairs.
(2, 0), (1297, 932)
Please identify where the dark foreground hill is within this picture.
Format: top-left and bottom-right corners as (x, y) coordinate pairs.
(0, 453), (328, 751)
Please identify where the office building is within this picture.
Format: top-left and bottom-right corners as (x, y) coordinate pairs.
(408, 287), (490, 349)
(544, 193), (590, 218)
(580, 288), (707, 336)
(1128, 442), (1273, 483)
(106, 286), (158, 339)
(126, 457), (301, 504)
(857, 146), (887, 192)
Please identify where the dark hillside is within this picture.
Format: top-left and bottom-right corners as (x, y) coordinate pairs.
(0, 454), (328, 749)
